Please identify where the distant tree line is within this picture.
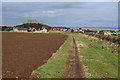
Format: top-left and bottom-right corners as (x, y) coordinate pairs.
(14, 23), (52, 29)
(2, 26), (13, 31)
(96, 34), (119, 43)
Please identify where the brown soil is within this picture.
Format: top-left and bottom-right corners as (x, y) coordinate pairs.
(61, 37), (85, 78)
(2, 32), (67, 78)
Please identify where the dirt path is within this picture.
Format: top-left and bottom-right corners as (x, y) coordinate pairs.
(61, 37), (85, 78)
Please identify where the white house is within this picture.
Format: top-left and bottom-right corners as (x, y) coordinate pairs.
(34, 28), (47, 33)
(13, 28), (28, 32)
(104, 31), (111, 35)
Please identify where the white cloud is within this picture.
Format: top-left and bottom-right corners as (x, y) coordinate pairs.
(43, 11), (55, 14)
(2, 2), (118, 27)
(2, 0), (120, 2)
(42, 10), (63, 17)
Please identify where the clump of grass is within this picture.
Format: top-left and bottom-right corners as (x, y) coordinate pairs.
(32, 35), (72, 78)
(73, 33), (118, 78)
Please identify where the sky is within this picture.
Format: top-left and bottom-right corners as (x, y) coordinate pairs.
(2, 2), (118, 28)
(2, 0), (120, 2)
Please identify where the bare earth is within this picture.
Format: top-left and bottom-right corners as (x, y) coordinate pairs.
(2, 32), (67, 78)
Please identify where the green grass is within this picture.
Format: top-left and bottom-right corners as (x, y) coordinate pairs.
(73, 33), (118, 78)
(48, 30), (70, 34)
(32, 34), (72, 78)
(49, 30), (66, 33)
(32, 32), (118, 78)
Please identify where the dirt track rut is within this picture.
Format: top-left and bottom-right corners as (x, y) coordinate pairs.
(61, 37), (85, 78)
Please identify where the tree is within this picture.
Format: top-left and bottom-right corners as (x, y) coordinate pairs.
(2, 26), (13, 31)
(46, 27), (52, 32)
(71, 29), (74, 33)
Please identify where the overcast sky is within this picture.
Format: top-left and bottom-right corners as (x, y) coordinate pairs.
(2, 2), (118, 28)
(2, 0), (120, 2)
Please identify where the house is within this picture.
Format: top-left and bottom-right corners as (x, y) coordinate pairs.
(13, 28), (28, 32)
(88, 31), (97, 34)
(118, 31), (120, 35)
(84, 30), (97, 34)
(99, 31), (111, 35)
(52, 28), (57, 30)
(77, 29), (84, 33)
(34, 28), (47, 33)
(110, 31), (118, 36)
(73, 29), (79, 32)
(62, 28), (69, 31)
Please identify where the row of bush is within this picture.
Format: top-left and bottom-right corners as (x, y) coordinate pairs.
(83, 33), (120, 54)
(84, 33), (120, 44)
(99, 34), (120, 53)
(96, 34), (119, 43)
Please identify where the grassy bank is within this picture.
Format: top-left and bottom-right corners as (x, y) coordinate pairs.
(73, 33), (118, 78)
(32, 34), (72, 78)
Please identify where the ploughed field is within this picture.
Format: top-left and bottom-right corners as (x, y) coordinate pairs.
(2, 32), (67, 78)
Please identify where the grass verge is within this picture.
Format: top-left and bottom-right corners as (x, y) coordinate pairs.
(32, 34), (72, 78)
(73, 33), (118, 78)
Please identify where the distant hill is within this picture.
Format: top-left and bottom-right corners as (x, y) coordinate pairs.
(23, 20), (45, 25)
(14, 20), (52, 30)
(2, 20), (52, 31)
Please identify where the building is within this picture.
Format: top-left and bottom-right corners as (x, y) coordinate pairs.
(99, 31), (111, 35)
(13, 28), (28, 32)
(110, 31), (118, 36)
(34, 28), (47, 33)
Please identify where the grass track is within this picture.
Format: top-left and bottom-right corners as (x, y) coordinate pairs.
(73, 33), (118, 78)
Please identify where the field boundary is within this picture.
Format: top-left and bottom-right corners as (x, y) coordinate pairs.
(31, 35), (72, 78)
